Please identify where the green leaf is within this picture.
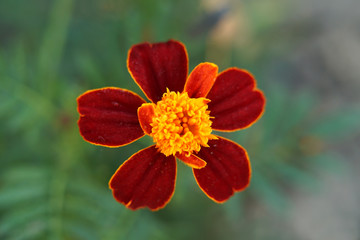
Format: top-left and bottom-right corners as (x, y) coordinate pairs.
(36, 0), (73, 93)
(280, 91), (315, 132)
(0, 97), (17, 118)
(0, 184), (46, 208)
(251, 171), (289, 212)
(67, 180), (117, 212)
(1, 166), (48, 183)
(270, 161), (317, 190)
(6, 105), (36, 132)
(64, 220), (98, 240)
(0, 204), (47, 235)
(74, 53), (104, 87)
(308, 152), (347, 173)
(309, 105), (360, 140)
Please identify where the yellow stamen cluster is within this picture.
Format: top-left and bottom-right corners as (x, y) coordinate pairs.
(150, 89), (216, 156)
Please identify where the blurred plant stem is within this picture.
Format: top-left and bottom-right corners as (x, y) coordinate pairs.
(37, 0), (73, 97)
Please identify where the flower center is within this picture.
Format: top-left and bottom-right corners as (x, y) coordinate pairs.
(150, 89), (216, 156)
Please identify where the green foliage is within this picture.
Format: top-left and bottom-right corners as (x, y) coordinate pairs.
(309, 106), (360, 140)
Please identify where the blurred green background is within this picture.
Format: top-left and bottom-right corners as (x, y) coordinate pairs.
(1, 0), (360, 239)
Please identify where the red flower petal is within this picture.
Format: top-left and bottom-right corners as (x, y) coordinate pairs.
(109, 145), (176, 210)
(193, 137), (251, 202)
(77, 87), (145, 147)
(184, 62), (218, 98)
(207, 68), (265, 131)
(137, 103), (155, 135)
(127, 40), (188, 103)
(176, 153), (207, 169)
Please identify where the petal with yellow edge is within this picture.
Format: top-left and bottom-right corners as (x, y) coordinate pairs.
(184, 62), (218, 98)
(176, 153), (207, 169)
(137, 103), (155, 135)
(193, 137), (251, 202)
(109, 145), (176, 210)
(77, 87), (145, 147)
(127, 40), (188, 103)
(207, 68), (265, 131)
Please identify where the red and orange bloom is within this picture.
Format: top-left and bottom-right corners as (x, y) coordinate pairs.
(77, 40), (265, 210)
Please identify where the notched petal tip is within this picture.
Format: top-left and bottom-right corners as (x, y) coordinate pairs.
(138, 103), (155, 135)
(207, 68), (266, 131)
(127, 40), (189, 103)
(176, 153), (207, 169)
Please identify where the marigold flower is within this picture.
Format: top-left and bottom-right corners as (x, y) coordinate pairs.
(77, 40), (265, 210)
